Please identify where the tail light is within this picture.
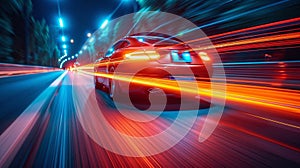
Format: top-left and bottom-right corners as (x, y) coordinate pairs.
(198, 52), (210, 61)
(125, 50), (160, 60)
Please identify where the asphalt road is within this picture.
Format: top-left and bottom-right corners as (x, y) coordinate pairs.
(0, 67), (299, 167)
(0, 72), (63, 134)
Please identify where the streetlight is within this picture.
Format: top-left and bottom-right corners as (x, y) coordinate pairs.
(89, 37), (95, 43)
(70, 39), (74, 43)
(100, 19), (109, 29)
(62, 44), (67, 49)
(61, 36), (66, 42)
(59, 17), (64, 28)
(87, 33), (92, 38)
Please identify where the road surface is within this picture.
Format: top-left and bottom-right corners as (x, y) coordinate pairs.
(0, 63), (299, 167)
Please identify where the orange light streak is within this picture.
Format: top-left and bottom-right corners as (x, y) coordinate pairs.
(195, 32), (300, 51)
(78, 69), (300, 114)
(211, 27), (300, 46)
(0, 70), (57, 76)
(243, 112), (300, 130)
(208, 17), (300, 40)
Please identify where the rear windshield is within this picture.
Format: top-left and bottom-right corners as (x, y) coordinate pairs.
(134, 36), (181, 46)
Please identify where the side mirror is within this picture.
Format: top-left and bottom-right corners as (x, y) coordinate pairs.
(98, 51), (104, 58)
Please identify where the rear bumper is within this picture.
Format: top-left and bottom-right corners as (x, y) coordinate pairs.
(117, 62), (211, 95)
(132, 62), (211, 79)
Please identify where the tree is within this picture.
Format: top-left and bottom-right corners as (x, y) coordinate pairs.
(0, 13), (14, 63)
(0, 0), (60, 67)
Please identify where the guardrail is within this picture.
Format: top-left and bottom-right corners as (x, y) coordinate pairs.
(0, 63), (61, 76)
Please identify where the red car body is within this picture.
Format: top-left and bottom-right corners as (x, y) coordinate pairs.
(94, 33), (212, 99)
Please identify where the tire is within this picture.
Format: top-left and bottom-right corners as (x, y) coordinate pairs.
(94, 76), (102, 90)
(108, 67), (117, 99)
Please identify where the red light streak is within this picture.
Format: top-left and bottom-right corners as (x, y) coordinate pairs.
(181, 17), (300, 45)
(222, 122), (300, 153)
(78, 69), (300, 115)
(195, 32), (300, 51)
(243, 112), (300, 130)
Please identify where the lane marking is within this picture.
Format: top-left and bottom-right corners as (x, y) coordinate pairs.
(244, 112), (300, 130)
(0, 71), (67, 167)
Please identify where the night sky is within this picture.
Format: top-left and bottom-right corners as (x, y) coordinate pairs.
(31, 0), (136, 56)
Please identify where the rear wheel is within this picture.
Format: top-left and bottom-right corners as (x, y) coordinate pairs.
(94, 76), (100, 89)
(95, 76), (105, 90)
(108, 67), (118, 99)
(109, 78), (116, 98)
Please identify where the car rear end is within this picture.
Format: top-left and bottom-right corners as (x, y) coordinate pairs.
(118, 36), (212, 98)
(123, 36), (212, 80)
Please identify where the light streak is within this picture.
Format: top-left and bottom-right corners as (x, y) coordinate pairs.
(0, 63), (60, 77)
(78, 69), (300, 114)
(194, 32), (300, 51)
(157, 17), (300, 54)
(222, 122), (300, 153)
(0, 71), (67, 167)
(162, 0), (291, 42)
(243, 112), (300, 130)
(207, 17), (300, 40)
(198, 0), (289, 29)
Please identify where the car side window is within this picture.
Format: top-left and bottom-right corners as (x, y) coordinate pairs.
(105, 40), (130, 57)
(105, 47), (114, 57)
(119, 41), (130, 50)
(115, 40), (130, 51)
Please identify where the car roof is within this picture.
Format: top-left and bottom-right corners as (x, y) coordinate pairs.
(127, 32), (183, 42)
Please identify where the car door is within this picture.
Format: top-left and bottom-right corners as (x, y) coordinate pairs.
(99, 40), (130, 86)
(102, 41), (126, 86)
(96, 46), (115, 85)
(103, 40), (130, 86)
(94, 57), (105, 84)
